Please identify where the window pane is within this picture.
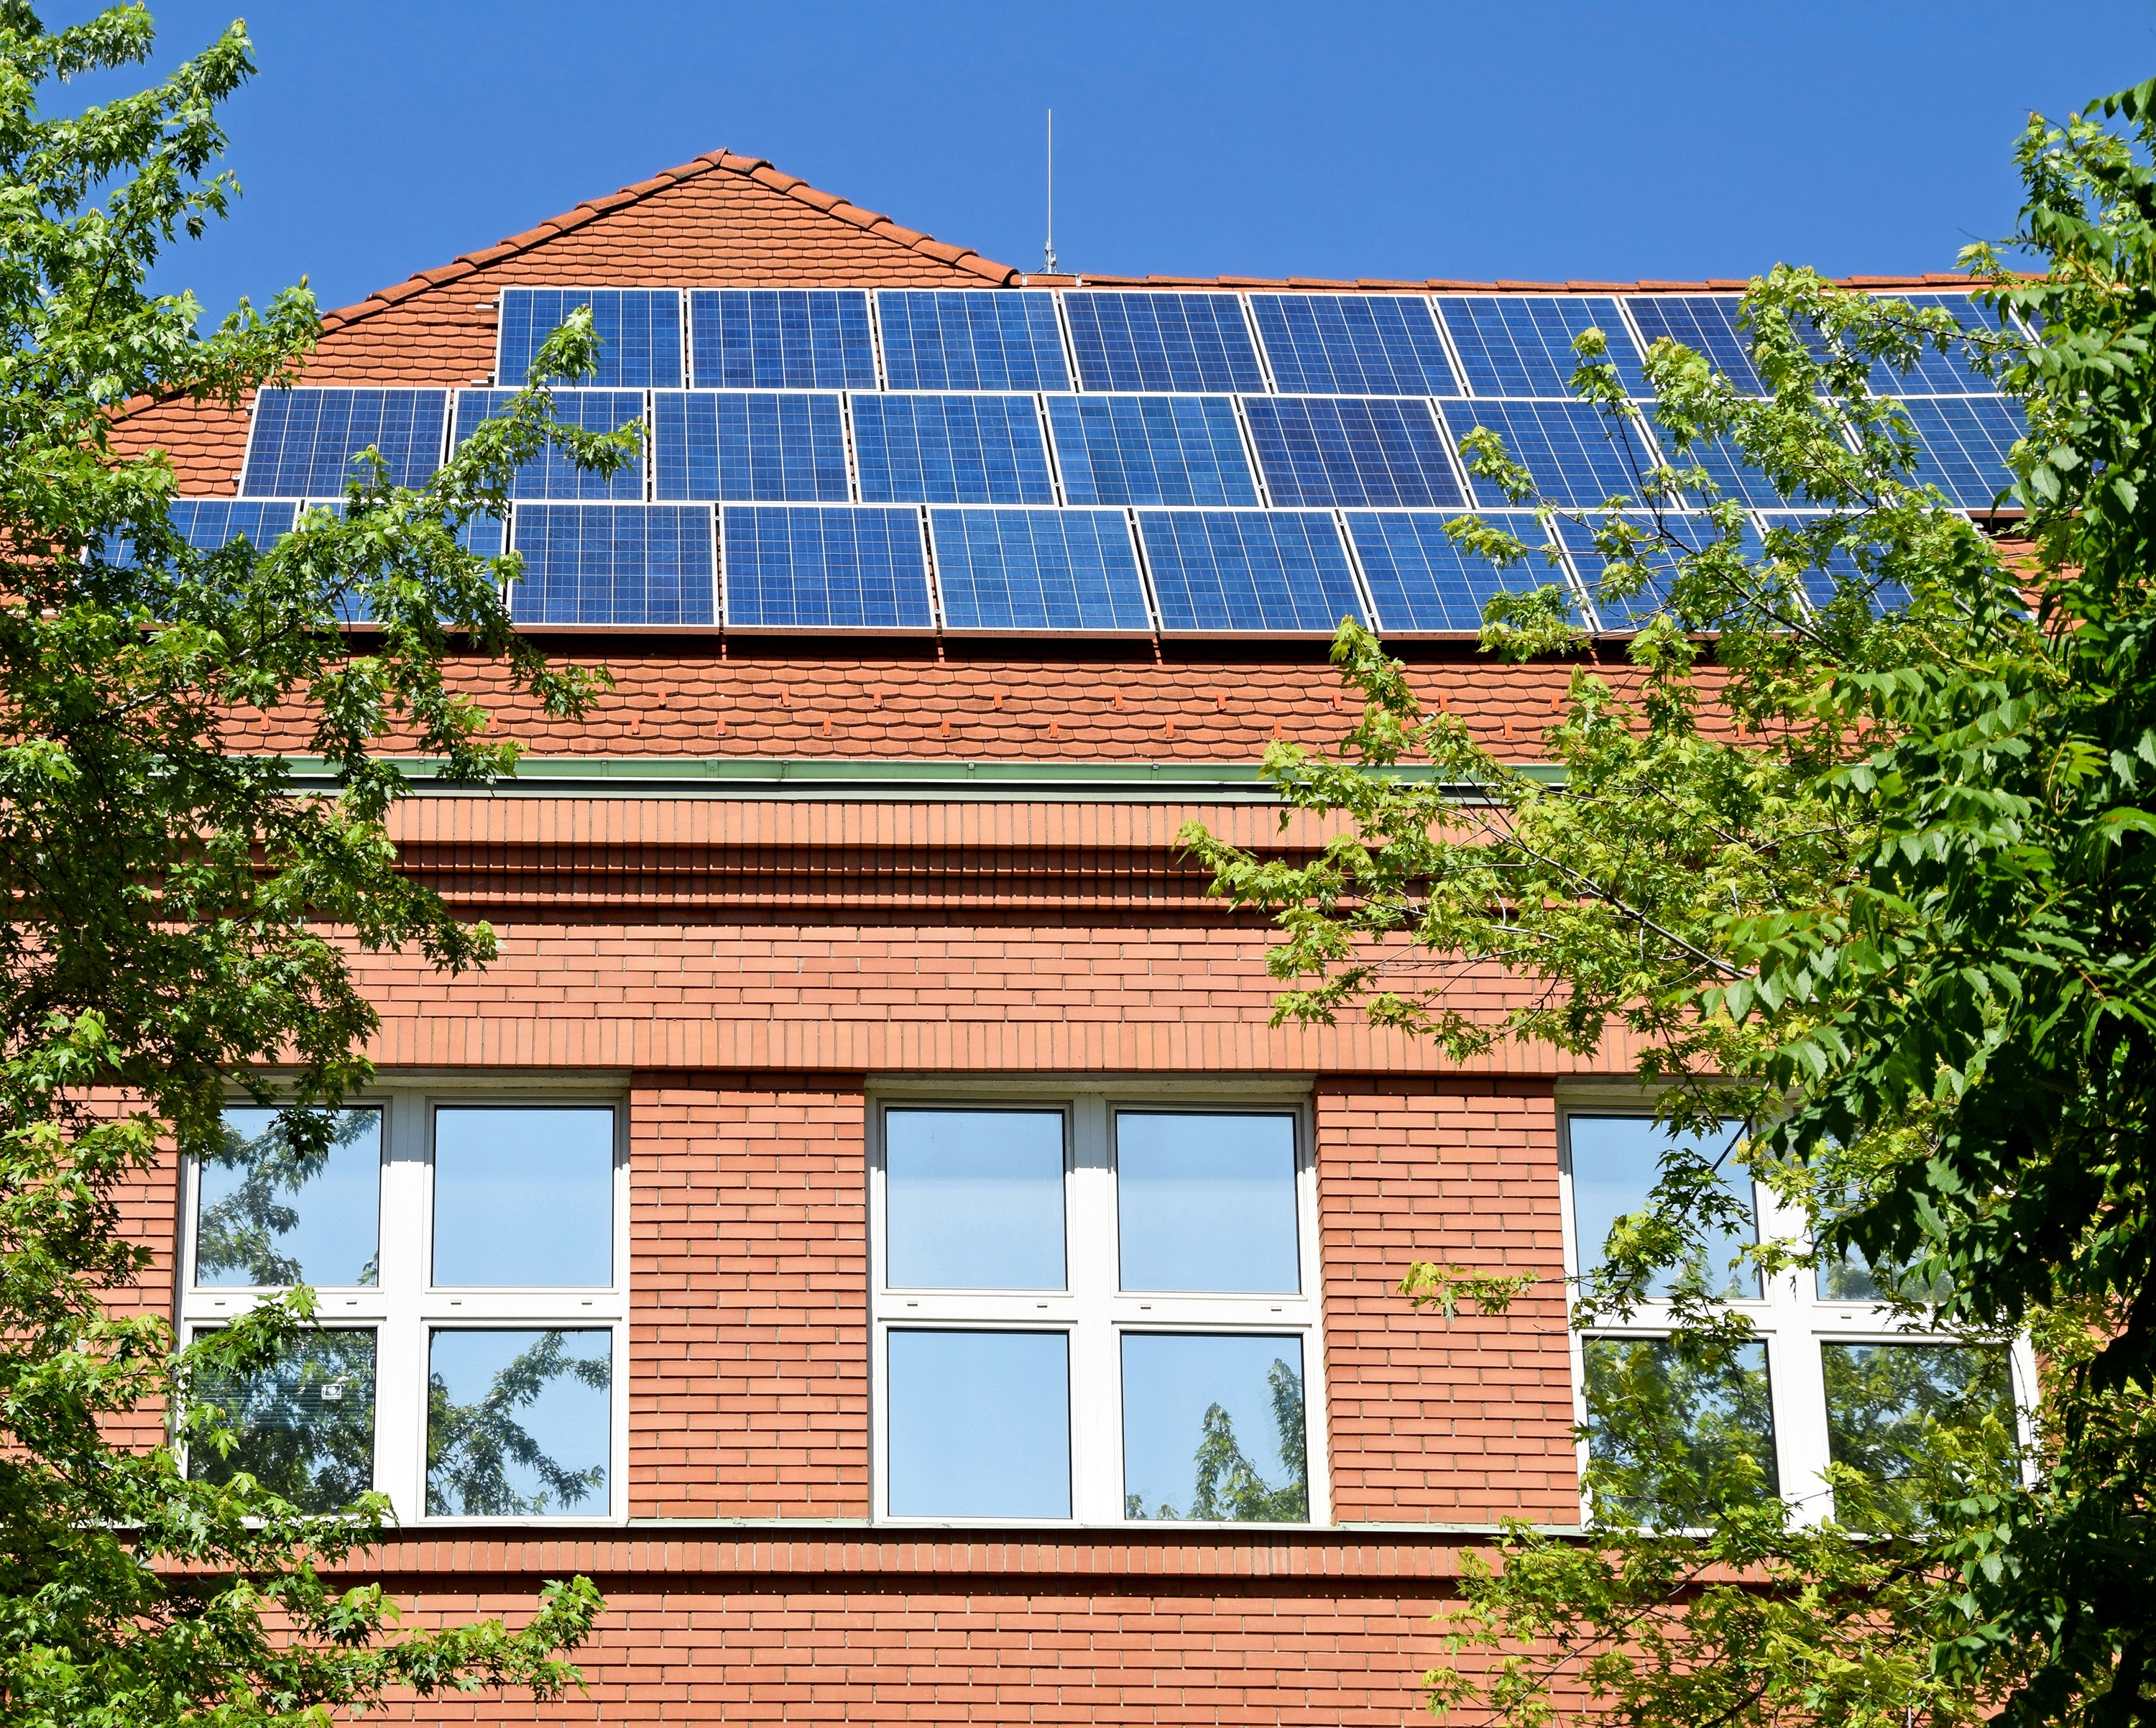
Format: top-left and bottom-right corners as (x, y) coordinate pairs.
(1115, 1113), (1299, 1293)
(1583, 1336), (1777, 1525)
(196, 1107), (380, 1287)
(432, 1107), (613, 1286)
(1823, 1343), (2017, 1532)
(1122, 1333), (1308, 1522)
(886, 1331), (1070, 1518)
(885, 1108), (1065, 1289)
(427, 1329), (612, 1516)
(189, 1329), (376, 1512)
(1569, 1116), (1760, 1299)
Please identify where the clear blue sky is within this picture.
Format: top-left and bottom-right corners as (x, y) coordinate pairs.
(46, 1), (2156, 321)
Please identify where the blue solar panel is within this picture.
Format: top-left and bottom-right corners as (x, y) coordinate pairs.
(169, 498), (300, 551)
(1757, 512), (1913, 615)
(1249, 294), (1459, 397)
(1136, 511), (1365, 633)
(651, 392), (848, 502)
(1869, 293), (2009, 394)
(1555, 513), (1771, 630)
(851, 395), (1056, 504)
(298, 498), (505, 558)
(1625, 296), (1764, 394)
(1635, 403), (1789, 510)
(1243, 397), (1467, 508)
(721, 505), (932, 628)
(876, 291), (1071, 391)
(1345, 511), (1571, 633)
(509, 504), (714, 625)
(1440, 398), (1654, 509)
(241, 389), (447, 497)
(1062, 292), (1266, 392)
(497, 288), (682, 389)
(454, 390), (645, 501)
(1046, 396), (1257, 506)
(929, 508), (1151, 631)
(1896, 395), (2024, 510)
(687, 290), (877, 390)
(1434, 295), (1651, 397)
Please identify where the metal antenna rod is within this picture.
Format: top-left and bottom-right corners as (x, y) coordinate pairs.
(1043, 110), (1059, 275)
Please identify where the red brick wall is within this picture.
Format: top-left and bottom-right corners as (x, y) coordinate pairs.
(1317, 1080), (1579, 1525)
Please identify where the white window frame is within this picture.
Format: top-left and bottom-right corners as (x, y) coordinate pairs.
(1556, 1093), (2037, 1524)
(866, 1079), (1330, 1527)
(178, 1081), (632, 1525)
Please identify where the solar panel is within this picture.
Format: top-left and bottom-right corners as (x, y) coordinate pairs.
(1758, 512), (1914, 615)
(876, 291), (1072, 391)
(1624, 296), (1764, 394)
(850, 395), (1056, 504)
(509, 504), (715, 625)
(651, 392), (848, 502)
(241, 389), (448, 497)
(168, 498), (300, 552)
(299, 498), (505, 557)
(1434, 295), (1651, 397)
(454, 390), (645, 501)
(1440, 398), (1654, 508)
(687, 289), (877, 390)
(1554, 513), (1772, 630)
(1248, 294), (1460, 397)
(1634, 404), (1789, 510)
(1893, 395), (2024, 510)
(721, 505), (932, 628)
(1136, 510), (1365, 633)
(1046, 395), (1258, 506)
(929, 508), (1151, 631)
(1345, 510), (1571, 633)
(1868, 293), (2009, 394)
(1061, 292), (1266, 393)
(1243, 396), (1467, 508)
(496, 288), (683, 389)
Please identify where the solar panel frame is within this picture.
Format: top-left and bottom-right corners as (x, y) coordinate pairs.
(1243, 396), (1469, 509)
(875, 290), (1073, 391)
(509, 503), (717, 626)
(1864, 293), (2010, 395)
(651, 391), (850, 502)
(1439, 397), (1657, 509)
(454, 388), (648, 502)
(687, 290), (879, 391)
(496, 288), (684, 389)
(1248, 293), (1461, 397)
(1624, 295), (1764, 394)
(1343, 509), (1575, 635)
(167, 497), (302, 553)
(1135, 509), (1366, 635)
(241, 388), (450, 497)
(1893, 394), (2025, 511)
(849, 394), (1058, 505)
(928, 507), (1153, 633)
(1554, 512), (1774, 630)
(720, 505), (935, 630)
(1433, 295), (1652, 398)
(1045, 395), (1260, 507)
(1061, 291), (1268, 393)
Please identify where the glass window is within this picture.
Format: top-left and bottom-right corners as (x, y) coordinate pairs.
(1568, 1115), (1760, 1298)
(885, 1108), (1066, 1289)
(1122, 1333), (1307, 1522)
(886, 1330), (1072, 1518)
(426, 1328), (612, 1516)
(195, 1107), (381, 1287)
(1115, 1111), (1299, 1293)
(1582, 1336), (1777, 1525)
(432, 1107), (614, 1287)
(1822, 1343), (2017, 1532)
(188, 1329), (377, 1512)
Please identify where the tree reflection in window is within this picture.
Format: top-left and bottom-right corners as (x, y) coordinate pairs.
(1822, 1343), (2017, 1533)
(196, 1106), (380, 1287)
(1125, 1356), (1307, 1523)
(1583, 1336), (1777, 1528)
(425, 1329), (612, 1517)
(188, 1330), (377, 1512)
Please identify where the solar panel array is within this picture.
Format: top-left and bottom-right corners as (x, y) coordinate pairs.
(200, 285), (2025, 632)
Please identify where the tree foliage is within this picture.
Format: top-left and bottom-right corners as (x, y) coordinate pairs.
(0, 5), (640, 1721)
(1183, 77), (2156, 1728)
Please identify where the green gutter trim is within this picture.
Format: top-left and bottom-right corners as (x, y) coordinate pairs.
(278, 756), (1567, 802)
